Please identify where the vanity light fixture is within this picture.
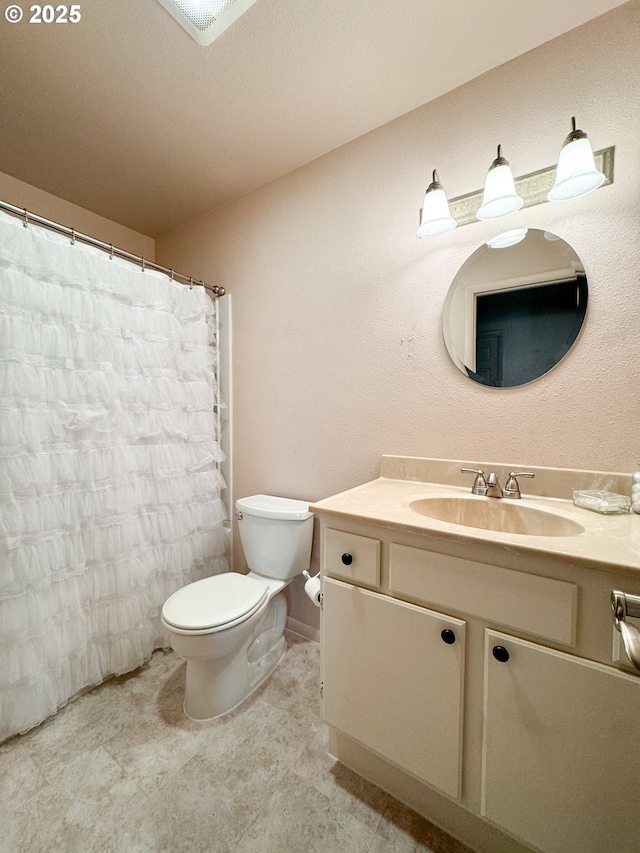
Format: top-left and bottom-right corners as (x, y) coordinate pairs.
(476, 145), (524, 221)
(416, 125), (614, 238)
(548, 117), (605, 201)
(417, 170), (457, 238)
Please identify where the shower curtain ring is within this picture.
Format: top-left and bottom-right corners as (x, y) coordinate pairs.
(170, 269), (174, 280)
(71, 228), (76, 246)
(23, 208), (29, 228)
(109, 244), (114, 260)
(141, 258), (146, 272)
(189, 277), (193, 290)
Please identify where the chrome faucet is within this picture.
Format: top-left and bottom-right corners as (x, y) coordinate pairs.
(461, 468), (535, 499)
(485, 472), (503, 498)
(461, 468), (503, 497)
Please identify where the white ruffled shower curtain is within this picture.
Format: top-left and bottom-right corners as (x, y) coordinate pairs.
(0, 210), (228, 742)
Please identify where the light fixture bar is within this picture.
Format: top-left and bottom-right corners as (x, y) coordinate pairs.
(448, 146), (614, 228)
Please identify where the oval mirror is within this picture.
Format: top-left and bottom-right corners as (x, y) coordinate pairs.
(443, 229), (587, 387)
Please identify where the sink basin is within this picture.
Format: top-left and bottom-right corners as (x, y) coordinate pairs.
(408, 496), (584, 537)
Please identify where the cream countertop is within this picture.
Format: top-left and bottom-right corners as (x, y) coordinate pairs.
(309, 456), (640, 575)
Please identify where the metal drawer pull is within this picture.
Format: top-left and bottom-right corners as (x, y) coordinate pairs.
(611, 590), (640, 672)
(341, 553), (353, 566)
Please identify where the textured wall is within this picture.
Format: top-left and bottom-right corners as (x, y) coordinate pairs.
(157, 4), (640, 630)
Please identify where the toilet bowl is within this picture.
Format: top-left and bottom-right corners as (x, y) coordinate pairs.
(161, 495), (314, 720)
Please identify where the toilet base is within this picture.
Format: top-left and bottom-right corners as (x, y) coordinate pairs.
(183, 633), (286, 721)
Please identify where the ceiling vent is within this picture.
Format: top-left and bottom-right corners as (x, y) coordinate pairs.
(155, 0), (259, 46)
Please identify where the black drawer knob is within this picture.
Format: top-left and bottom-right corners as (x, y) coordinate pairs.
(492, 645), (510, 663)
(341, 553), (353, 566)
(441, 629), (456, 645)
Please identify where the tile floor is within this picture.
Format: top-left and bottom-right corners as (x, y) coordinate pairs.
(1, 631), (473, 853)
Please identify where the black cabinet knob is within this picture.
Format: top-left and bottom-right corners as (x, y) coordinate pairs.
(341, 553), (353, 566)
(441, 629), (456, 645)
(492, 645), (510, 663)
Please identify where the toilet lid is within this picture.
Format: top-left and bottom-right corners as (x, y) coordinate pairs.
(162, 573), (268, 631)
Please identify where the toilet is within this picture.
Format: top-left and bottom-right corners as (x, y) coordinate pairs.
(161, 494), (314, 720)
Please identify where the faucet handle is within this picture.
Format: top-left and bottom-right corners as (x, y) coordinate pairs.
(504, 471), (535, 499)
(461, 468), (488, 496)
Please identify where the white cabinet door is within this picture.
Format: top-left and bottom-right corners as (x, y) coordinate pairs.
(482, 630), (640, 853)
(322, 577), (466, 799)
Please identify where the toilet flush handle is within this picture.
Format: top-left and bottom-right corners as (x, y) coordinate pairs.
(235, 510), (243, 520)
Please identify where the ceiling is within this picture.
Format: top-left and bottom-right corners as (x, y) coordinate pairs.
(0, 0), (627, 238)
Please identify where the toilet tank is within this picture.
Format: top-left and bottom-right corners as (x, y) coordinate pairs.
(236, 495), (314, 580)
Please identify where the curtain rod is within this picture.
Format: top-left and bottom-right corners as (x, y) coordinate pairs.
(0, 200), (225, 298)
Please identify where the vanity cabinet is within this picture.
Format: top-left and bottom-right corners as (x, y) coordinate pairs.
(481, 630), (640, 853)
(319, 525), (640, 853)
(322, 576), (465, 799)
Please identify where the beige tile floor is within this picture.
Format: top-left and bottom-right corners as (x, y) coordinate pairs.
(1, 631), (473, 853)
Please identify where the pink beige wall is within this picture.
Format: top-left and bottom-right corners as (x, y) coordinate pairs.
(0, 173), (155, 259)
(157, 4), (640, 631)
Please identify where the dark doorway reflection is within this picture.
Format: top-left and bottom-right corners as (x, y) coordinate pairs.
(472, 277), (587, 387)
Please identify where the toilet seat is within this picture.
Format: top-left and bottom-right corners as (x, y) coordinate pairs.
(161, 573), (269, 635)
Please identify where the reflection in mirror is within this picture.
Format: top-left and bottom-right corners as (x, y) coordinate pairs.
(443, 229), (587, 387)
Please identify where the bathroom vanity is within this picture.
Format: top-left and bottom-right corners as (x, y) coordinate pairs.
(310, 457), (640, 853)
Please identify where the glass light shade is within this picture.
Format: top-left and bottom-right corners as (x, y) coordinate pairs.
(548, 137), (605, 201)
(417, 188), (457, 238)
(476, 164), (523, 220)
(486, 228), (528, 249)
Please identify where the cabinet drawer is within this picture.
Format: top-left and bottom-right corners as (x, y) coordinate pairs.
(389, 544), (577, 646)
(324, 528), (380, 586)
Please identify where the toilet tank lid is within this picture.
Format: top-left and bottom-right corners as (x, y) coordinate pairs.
(236, 494), (313, 520)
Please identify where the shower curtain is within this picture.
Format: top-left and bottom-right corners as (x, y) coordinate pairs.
(0, 210), (228, 742)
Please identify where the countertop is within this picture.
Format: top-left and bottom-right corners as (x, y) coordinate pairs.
(309, 457), (640, 575)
